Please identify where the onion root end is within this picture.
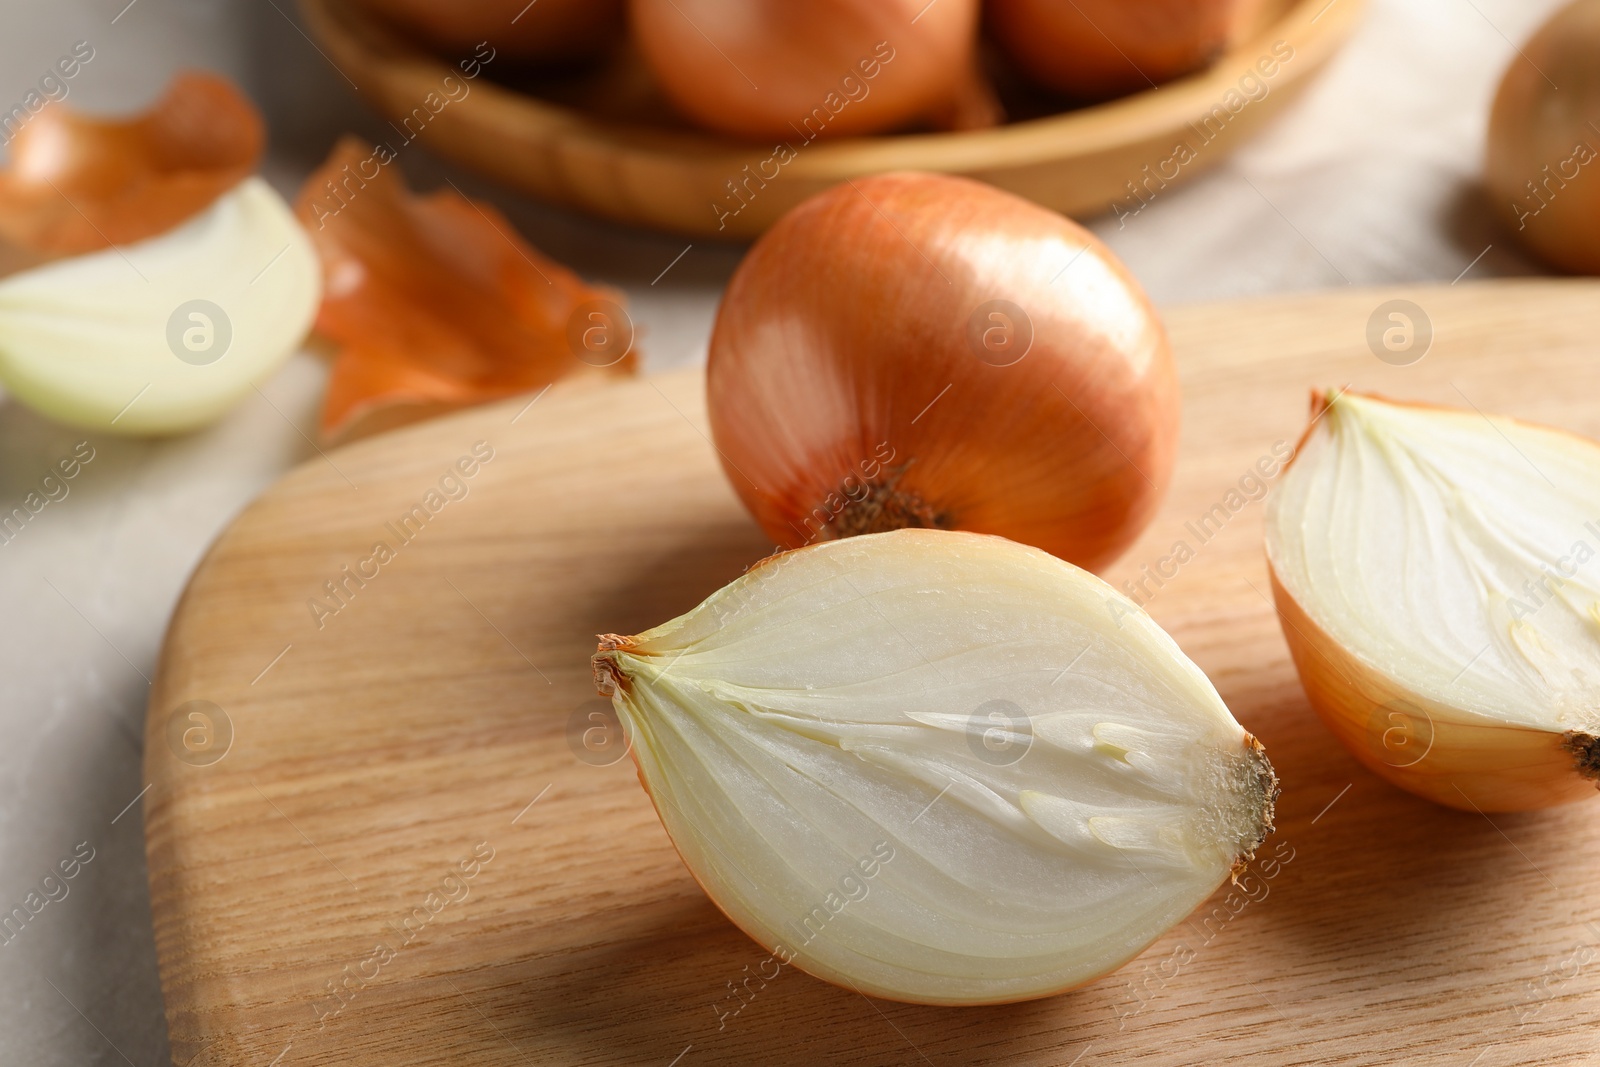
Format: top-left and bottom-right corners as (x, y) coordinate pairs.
(1231, 733), (1279, 881)
(1564, 731), (1600, 786)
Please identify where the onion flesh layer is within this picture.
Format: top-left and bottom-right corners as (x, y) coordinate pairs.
(0, 177), (319, 435)
(594, 529), (1275, 1005)
(1266, 392), (1600, 810)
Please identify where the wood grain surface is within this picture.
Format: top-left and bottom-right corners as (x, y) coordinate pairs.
(298, 0), (1364, 239)
(144, 279), (1600, 1066)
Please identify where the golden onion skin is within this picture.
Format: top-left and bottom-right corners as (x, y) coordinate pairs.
(706, 172), (1179, 574)
(1485, 0), (1600, 274)
(987, 0), (1258, 100)
(629, 0), (980, 139)
(1268, 564), (1599, 813)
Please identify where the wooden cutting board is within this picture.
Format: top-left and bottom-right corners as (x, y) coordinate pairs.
(145, 279), (1600, 1067)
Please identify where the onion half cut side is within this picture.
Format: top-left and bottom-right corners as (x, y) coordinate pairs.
(593, 529), (1276, 1005)
(0, 177), (319, 435)
(1266, 390), (1600, 812)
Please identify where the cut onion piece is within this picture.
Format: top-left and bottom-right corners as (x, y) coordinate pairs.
(593, 529), (1276, 1005)
(0, 177), (318, 434)
(1266, 391), (1600, 812)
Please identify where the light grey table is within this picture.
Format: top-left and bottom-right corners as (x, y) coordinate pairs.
(0, 0), (1562, 1062)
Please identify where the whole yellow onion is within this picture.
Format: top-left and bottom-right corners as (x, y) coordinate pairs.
(1485, 0), (1600, 274)
(987, 0), (1257, 100)
(355, 0), (624, 63)
(629, 0), (982, 139)
(706, 172), (1179, 573)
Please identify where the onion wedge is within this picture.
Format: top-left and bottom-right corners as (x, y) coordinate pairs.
(1267, 390), (1600, 811)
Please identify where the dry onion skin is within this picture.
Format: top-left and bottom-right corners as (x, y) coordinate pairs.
(294, 137), (636, 443)
(707, 172), (1179, 573)
(1484, 0), (1600, 274)
(593, 529), (1276, 1006)
(987, 0), (1257, 100)
(0, 71), (262, 256)
(353, 0), (624, 63)
(1266, 391), (1600, 812)
(629, 0), (984, 139)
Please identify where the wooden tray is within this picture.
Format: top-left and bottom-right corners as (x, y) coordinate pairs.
(298, 0), (1365, 239)
(144, 279), (1600, 1066)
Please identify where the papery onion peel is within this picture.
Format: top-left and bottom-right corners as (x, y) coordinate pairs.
(293, 137), (637, 443)
(0, 70), (263, 256)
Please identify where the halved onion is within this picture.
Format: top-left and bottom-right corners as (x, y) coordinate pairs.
(1266, 391), (1600, 811)
(0, 177), (319, 434)
(593, 529), (1277, 1005)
